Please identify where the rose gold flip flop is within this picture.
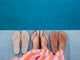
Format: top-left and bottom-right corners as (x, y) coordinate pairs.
(12, 31), (20, 55)
(40, 31), (48, 50)
(21, 31), (30, 54)
(59, 31), (67, 51)
(31, 31), (39, 49)
(50, 31), (58, 54)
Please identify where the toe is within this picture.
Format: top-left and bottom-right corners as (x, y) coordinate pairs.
(37, 31), (39, 37)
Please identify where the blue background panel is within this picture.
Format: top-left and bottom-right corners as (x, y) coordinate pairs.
(0, 0), (80, 30)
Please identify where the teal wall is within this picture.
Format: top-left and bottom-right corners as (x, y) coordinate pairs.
(0, 0), (80, 30)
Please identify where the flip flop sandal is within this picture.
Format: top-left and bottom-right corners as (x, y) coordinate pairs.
(12, 31), (20, 55)
(31, 31), (39, 49)
(50, 31), (58, 54)
(59, 31), (67, 51)
(40, 31), (48, 49)
(21, 31), (30, 54)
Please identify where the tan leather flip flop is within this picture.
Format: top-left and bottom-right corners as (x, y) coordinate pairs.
(21, 31), (30, 54)
(40, 31), (48, 50)
(31, 31), (39, 49)
(12, 31), (20, 55)
(50, 31), (58, 54)
(59, 31), (67, 51)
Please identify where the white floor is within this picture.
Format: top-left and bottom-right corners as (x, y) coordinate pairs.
(0, 30), (79, 60)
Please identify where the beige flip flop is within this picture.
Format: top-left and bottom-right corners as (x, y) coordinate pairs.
(12, 31), (20, 55)
(50, 31), (58, 54)
(21, 31), (30, 54)
(40, 31), (48, 50)
(31, 31), (39, 49)
(59, 31), (67, 51)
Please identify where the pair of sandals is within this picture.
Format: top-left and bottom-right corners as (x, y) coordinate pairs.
(50, 31), (67, 54)
(12, 31), (67, 55)
(31, 31), (49, 50)
(12, 31), (30, 55)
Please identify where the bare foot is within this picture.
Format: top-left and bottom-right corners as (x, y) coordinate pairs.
(21, 31), (30, 54)
(40, 31), (48, 50)
(50, 31), (58, 54)
(59, 31), (67, 51)
(12, 31), (20, 55)
(31, 31), (39, 49)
